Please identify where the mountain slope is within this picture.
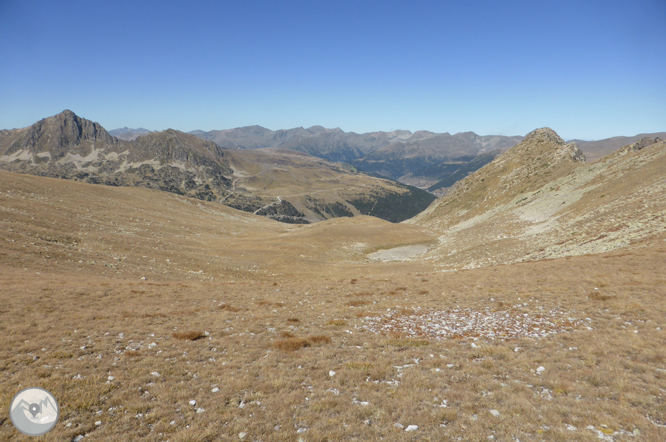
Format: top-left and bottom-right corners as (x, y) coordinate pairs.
(0, 111), (435, 224)
(0, 111), (233, 201)
(406, 129), (666, 270)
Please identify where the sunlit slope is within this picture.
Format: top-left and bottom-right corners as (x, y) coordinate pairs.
(0, 171), (437, 281)
(409, 129), (666, 270)
(225, 148), (435, 223)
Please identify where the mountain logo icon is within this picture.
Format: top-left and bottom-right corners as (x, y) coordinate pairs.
(9, 387), (60, 436)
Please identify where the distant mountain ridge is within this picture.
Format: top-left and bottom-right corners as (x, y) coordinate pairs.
(108, 127), (153, 141)
(0, 111), (435, 224)
(189, 125), (524, 191)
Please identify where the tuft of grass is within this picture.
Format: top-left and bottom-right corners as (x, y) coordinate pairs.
(589, 291), (613, 301)
(308, 335), (332, 344)
(327, 319), (347, 326)
(286, 317), (301, 323)
(274, 338), (311, 351)
(172, 331), (206, 341)
(346, 362), (373, 370)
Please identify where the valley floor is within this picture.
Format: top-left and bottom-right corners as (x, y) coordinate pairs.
(1, 172), (666, 441)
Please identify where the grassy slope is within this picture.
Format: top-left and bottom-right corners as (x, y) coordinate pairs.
(1, 172), (665, 441)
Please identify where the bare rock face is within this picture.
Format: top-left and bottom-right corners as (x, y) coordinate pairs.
(3, 109), (120, 160)
(623, 136), (659, 153)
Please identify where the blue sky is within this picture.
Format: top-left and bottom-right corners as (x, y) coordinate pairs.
(1, 0), (664, 140)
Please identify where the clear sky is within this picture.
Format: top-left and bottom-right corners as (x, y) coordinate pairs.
(1, 0), (664, 140)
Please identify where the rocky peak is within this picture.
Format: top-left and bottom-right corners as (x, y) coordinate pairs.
(522, 127), (566, 146)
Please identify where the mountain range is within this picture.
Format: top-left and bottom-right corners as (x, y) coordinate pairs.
(189, 126), (523, 192)
(124, 124), (665, 195)
(0, 111), (435, 224)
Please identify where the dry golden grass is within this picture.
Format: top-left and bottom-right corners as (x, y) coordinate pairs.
(1, 172), (665, 441)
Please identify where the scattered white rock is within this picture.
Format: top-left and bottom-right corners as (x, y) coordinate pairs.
(151, 372), (160, 377)
(148, 342), (157, 349)
(107, 376), (115, 381)
(489, 409), (500, 417)
(73, 436), (84, 442)
(189, 400), (197, 406)
(394, 423), (404, 429)
(297, 427), (307, 433)
(211, 387), (220, 393)
(514, 347), (522, 352)
(405, 424), (419, 432)
(566, 424), (577, 431)
(471, 342), (479, 348)
(238, 432), (247, 439)
(536, 366), (545, 374)
(329, 370), (336, 377)
(170, 420), (176, 425)
(196, 408), (205, 414)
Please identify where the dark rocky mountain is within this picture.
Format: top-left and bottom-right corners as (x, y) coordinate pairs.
(0, 111), (435, 224)
(0, 111), (232, 201)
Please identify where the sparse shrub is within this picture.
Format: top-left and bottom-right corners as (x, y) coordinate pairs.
(350, 279), (357, 284)
(273, 334), (331, 351)
(281, 331), (295, 338)
(327, 319), (347, 326)
(286, 317), (300, 323)
(172, 331), (206, 341)
(274, 338), (310, 351)
(125, 350), (142, 357)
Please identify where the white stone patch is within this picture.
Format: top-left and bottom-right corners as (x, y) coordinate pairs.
(364, 308), (581, 341)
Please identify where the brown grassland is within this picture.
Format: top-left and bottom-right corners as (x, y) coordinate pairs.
(1, 171), (666, 441)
